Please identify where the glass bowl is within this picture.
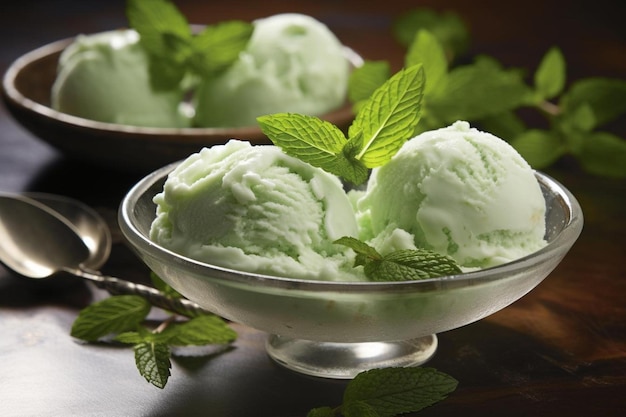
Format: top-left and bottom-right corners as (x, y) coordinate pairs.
(119, 163), (583, 378)
(1, 36), (361, 173)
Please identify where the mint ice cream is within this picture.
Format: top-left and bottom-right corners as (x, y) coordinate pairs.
(150, 140), (362, 281)
(356, 121), (547, 269)
(51, 29), (190, 128)
(193, 13), (350, 128)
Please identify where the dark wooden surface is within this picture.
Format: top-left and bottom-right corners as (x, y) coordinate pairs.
(1, 1), (625, 416)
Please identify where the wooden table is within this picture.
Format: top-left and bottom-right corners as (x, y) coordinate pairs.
(1, 1), (625, 416)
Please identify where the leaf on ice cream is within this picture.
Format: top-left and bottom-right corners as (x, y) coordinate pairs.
(349, 64), (425, 168)
(257, 113), (369, 185)
(335, 237), (461, 281)
(259, 64), (425, 185)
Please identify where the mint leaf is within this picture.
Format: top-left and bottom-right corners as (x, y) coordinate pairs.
(510, 129), (566, 169)
(159, 315), (237, 346)
(428, 56), (531, 121)
(349, 64), (425, 168)
(334, 236), (382, 267)
(560, 77), (626, 127)
(365, 249), (462, 282)
(134, 341), (171, 388)
(189, 20), (253, 76)
(71, 295), (151, 342)
(343, 367), (458, 417)
(534, 47), (566, 100)
(126, 0), (191, 56)
(393, 8), (469, 60)
(348, 61), (391, 108)
(405, 30), (448, 95)
(579, 131), (626, 178)
(335, 238), (461, 280)
(343, 400), (380, 417)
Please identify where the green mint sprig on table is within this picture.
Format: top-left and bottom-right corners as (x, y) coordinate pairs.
(257, 64), (425, 186)
(335, 237), (462, 281)
(70, 273), (236, 389)
(307, 367), (458, 417)
(352, 8), (626, 178)
(126, 0), (253, 91)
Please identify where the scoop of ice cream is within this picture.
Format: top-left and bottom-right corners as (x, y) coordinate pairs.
(51, 29), (190, 128)
(356, 121), (547, 269)
(193, 13), (350, 128)
(150, 140), (362, 281)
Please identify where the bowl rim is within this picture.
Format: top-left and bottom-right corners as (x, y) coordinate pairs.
(1, 34), (361, 139)
(118, 162), (584, 293)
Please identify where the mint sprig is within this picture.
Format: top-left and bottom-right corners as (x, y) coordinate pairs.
(352, 8), (626, 178)
(71, 291), (236, 388)
(335, 237), (461, 281)
(125, 0), (252, 90)
(307, 367), (458, 417)
(258, 64), (425, 185)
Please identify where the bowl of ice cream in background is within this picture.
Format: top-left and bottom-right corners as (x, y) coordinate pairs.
(1, 13), (361, 172)
(119, 121), (584, 379)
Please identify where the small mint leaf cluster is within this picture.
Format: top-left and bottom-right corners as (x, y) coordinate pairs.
(353, 8), (626, 178)
(126, 0), (252, 91)
(307, 367), (459, 417)
(70, 280), (236, 389)
(258, 64), (425, 185)
(335, 237), (461, 281)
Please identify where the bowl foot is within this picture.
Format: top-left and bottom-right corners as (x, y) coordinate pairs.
(266, 334), (438, 379)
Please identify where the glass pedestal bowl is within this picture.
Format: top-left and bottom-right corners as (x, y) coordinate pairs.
(119, 164), (583, 379)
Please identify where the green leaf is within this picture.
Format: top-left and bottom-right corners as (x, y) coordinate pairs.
(428, 57), (531, 121)
(579, 132), (626, 178)
(114, 331), (148, 345)
(534, 47), (566, 99)
(393, 8), (469, 60)
(134, 341), (171, 389)
(71, 295), (151, 342)
(560, 77), (626, 127)
(126, 0), (191, 57)
(189, 20), (253, 76)
(478, 111), (527, 141)
(334, 236), (383, 267)
(405, 30), (448, 95)
(343, 400), (380, 417)
(159, 315), (237, 346)
(343, 367), (458, 417)
(365, 249), (462, 282)
(349, 64), (426, 168)
(348, 60), (391, 111)
(510, 129), (566, 169)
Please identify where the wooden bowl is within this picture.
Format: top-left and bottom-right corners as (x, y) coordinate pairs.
(2, 37), (359, 173)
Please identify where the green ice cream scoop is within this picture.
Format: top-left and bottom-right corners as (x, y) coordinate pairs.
(356, 121), (547, 269)
(193, 13), (350, 128)
(51, 29), (190, 128)
(150, 140), (362, 281)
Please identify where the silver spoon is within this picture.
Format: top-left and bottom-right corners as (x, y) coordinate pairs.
(0, 192), (207, 317)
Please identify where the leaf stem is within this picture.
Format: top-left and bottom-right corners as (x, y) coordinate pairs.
(154, 315), (178, 334)
(538, 100), (561, 116)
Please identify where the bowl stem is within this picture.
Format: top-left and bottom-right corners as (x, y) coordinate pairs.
(266, 334), (438, 379)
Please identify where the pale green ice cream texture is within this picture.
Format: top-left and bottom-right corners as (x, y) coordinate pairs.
(193, 13), (350, 128)
(51, 29), (190, 128)
(150, 140), (363, 281)
(355, 121), (547, 269)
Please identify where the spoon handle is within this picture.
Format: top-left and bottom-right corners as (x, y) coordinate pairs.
(71, 268), (210, 318)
